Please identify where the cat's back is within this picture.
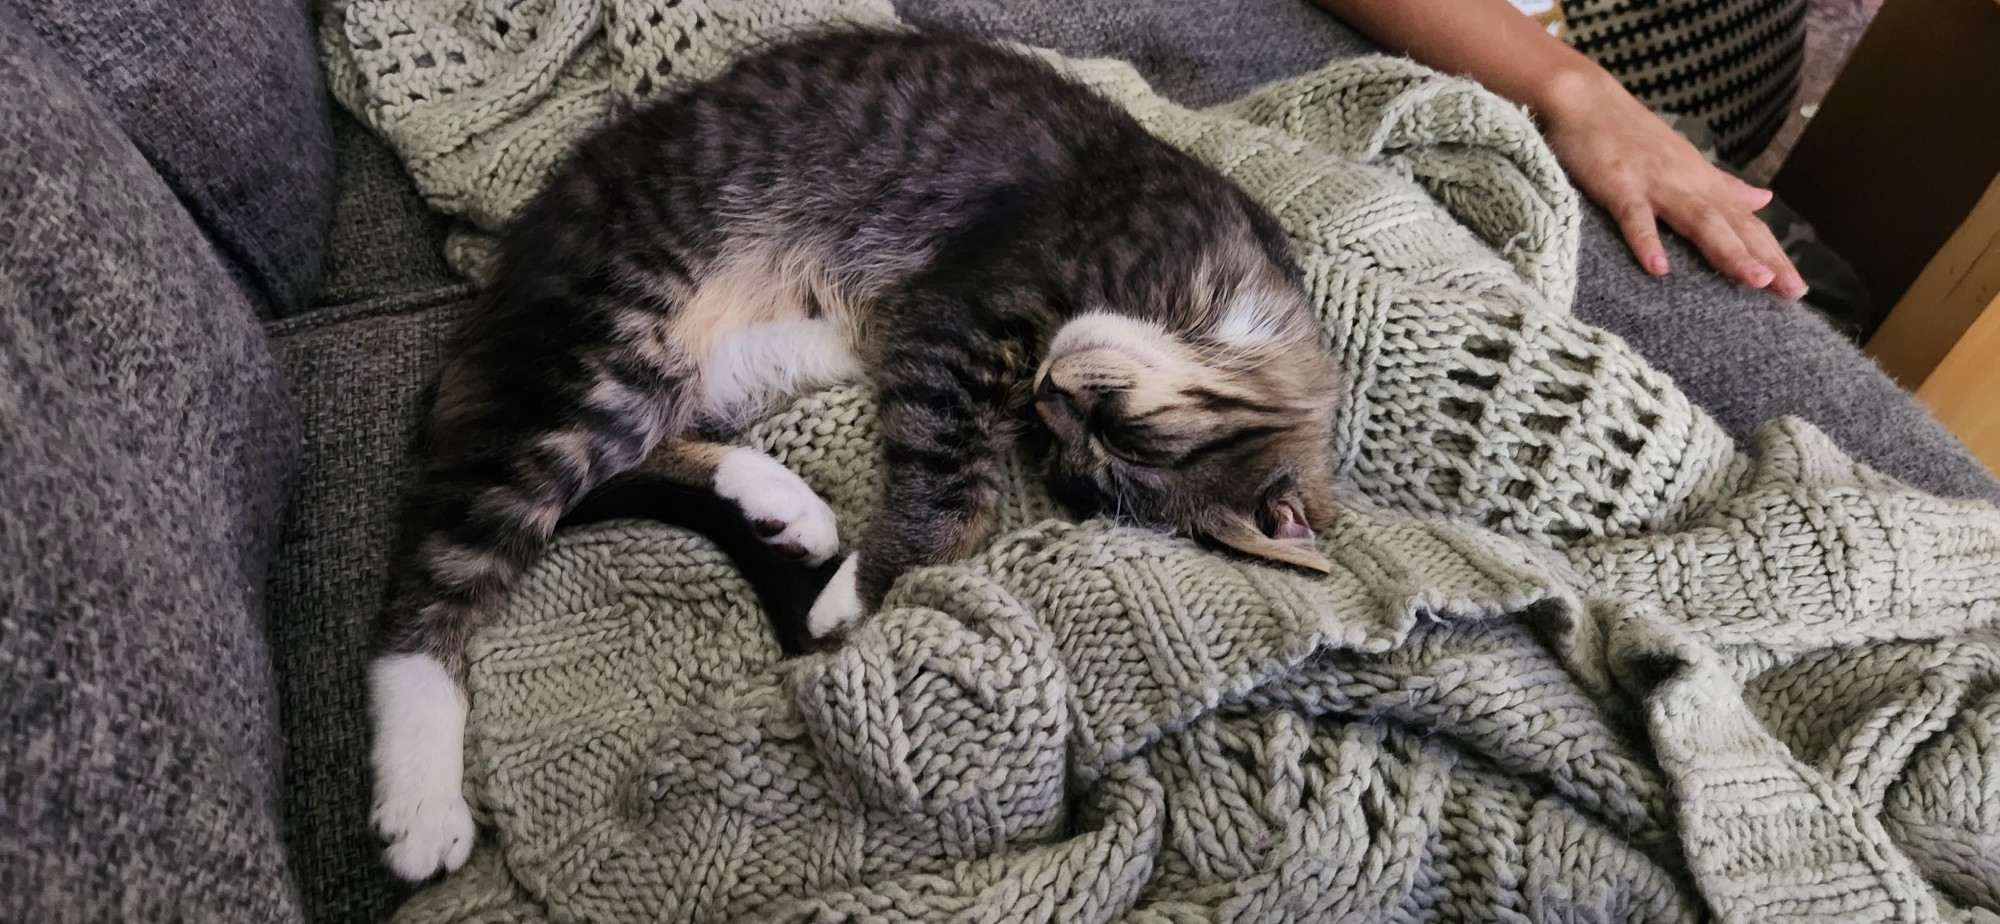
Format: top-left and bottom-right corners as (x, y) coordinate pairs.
(713, 31), (1118, 145)
(593, 29), (1155, 198)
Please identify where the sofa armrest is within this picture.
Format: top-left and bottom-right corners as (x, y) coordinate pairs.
(7, 0), (337, 316)
(0, 12), (304, 923)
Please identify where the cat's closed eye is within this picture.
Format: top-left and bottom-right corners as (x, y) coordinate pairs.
(1094, 420), (1169, 466)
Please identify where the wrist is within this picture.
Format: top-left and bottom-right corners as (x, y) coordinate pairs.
(1520, 61), (1631, 129)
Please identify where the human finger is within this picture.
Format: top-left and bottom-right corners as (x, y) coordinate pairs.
(1674, 206), (1774, 289)
(1611, 199), (1669, 276)
(1734, 211), (1808, 299)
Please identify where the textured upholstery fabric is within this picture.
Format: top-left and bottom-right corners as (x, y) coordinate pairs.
(314, 111), (462, 311)
(268, 108), (472, 924)
(5, 0), (338, 315)
(0, 11), (304, 922)
(268, 292), (472, 924)
(902, 0), (1382, 106)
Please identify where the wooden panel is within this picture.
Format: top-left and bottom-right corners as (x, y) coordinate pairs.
(1770, 0), (2000, 311)
(1867, 174), (2000, 386)
(1914, 288), (2000, 474)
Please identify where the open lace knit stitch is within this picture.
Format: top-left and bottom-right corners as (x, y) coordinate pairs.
(320, 1), (2000, 920)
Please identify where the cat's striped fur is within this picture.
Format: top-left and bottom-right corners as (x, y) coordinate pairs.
(370, 30), (1345, 880)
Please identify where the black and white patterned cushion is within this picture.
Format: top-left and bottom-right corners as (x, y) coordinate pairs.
(1565, 0), (1807, 163)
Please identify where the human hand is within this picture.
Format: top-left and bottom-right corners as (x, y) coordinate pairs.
(1536, 70), (1808, 299)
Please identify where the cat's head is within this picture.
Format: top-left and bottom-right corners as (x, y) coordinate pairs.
(1032, 296), (1343, 572)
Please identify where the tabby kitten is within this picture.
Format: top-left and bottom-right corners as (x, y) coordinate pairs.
(371, 30), (1344, 880)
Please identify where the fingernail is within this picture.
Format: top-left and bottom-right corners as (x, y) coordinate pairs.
(1646, 254), (1668, 275)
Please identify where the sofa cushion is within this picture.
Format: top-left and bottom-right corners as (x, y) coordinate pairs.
(8, 0), (338, 315)
(0, 12), (304, 922)
(902, 0), (1375, 106)
(268, 291), (472, 924)
(314, 112), (461, 311)
(267, 92), (470, 924)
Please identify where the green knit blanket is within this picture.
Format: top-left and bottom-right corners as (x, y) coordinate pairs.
(321, 2), (2000, 920)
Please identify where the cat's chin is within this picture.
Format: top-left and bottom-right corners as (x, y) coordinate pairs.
(1024, 432), (1106, 520)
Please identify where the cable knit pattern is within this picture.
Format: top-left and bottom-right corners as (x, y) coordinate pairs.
(319, 2), (2000, 920)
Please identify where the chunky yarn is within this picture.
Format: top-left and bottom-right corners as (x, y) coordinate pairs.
(320, 1), (2000, 920)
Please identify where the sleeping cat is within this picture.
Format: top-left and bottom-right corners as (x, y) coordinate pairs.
(370, 29), (1345, 880)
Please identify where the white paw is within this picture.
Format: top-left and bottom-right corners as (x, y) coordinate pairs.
(807, 554), (864, 638)
(369, 654), (475, 881)
(372, 778), (476, 881)
(714, 447), (840, 565)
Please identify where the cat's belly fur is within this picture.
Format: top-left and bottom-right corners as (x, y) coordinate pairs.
(669, 248), (869, 428)
(697, 317), (862, 425)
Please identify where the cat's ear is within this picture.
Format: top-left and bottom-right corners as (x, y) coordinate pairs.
(1298, 464), (1340, 531)
(1204, 497), (1331, 573)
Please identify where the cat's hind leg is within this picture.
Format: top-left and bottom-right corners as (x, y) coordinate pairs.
(372, 341), (686, 880)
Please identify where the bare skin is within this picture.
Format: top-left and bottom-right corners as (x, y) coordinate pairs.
(1313, 0), (1809, 300)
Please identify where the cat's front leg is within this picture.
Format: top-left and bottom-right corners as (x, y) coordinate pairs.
(628, 439), (841, 565)
(805, 477), (1004, 637)
(807, 334), (1018, 638)
(804, 476), (1005, 636)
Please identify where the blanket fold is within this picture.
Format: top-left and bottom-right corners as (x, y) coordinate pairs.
(318, 1), (2000, 921)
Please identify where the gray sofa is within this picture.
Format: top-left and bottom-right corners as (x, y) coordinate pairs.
(2, 1), (1993, 922)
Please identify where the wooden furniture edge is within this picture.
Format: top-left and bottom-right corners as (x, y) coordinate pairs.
(1867, 173), (2000, 388)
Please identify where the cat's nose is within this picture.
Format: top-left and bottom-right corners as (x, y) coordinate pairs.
(1034, 376), (1071, 408)
(1034, 377), (1085, 434)
(1036, 376), (1096, 414)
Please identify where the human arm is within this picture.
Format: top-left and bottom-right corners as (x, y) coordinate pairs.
(1312, 0), (1808, 299)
